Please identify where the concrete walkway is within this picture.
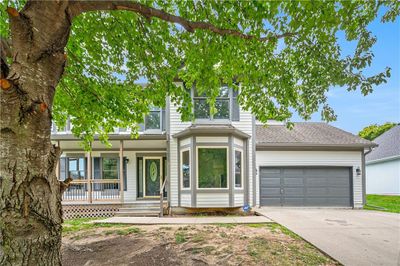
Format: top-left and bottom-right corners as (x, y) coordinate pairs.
(256, 208), (400, 266)
(94, 215), (272, 225)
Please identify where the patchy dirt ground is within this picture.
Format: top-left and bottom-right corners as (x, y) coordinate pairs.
(62, 222), (338, 266)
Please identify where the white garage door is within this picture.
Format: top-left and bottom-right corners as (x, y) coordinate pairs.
(260, 167), (352, 207)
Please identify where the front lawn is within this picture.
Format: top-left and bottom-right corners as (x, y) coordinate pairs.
(62, 219), (338, 265)
(364, 194), (400, 213)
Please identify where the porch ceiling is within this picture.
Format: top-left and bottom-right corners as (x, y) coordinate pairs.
(53, 139), (167, 151)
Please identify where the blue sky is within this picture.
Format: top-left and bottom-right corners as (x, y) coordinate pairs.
(292, 11), (400, 134)
(132, 9), (399, 134)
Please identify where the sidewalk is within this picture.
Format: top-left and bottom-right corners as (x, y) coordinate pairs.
(94, 215), (272, 225)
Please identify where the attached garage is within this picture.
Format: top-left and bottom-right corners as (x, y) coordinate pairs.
(255, 123), (377, 208)
(260, 167), (352, 207)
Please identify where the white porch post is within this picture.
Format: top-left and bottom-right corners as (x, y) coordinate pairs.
(87, 149), (92, 203)
(119, 140), (124, 203)
(55, 140), (60, 179)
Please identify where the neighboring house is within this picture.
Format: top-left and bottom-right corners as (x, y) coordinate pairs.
(52, 84), (375, 217)
(366, 125), (400, 195)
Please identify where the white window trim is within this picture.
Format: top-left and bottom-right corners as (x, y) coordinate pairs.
(234, 148), (243, 189)
(180, 148), (191, 190)
(196, 146), (229, 190)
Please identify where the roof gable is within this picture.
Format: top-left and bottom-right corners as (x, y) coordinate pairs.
(366, 125), (400, 161)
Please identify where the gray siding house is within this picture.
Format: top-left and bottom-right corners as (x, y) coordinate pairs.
(366, 125), (400, 195)
(53, 84), (375, 217)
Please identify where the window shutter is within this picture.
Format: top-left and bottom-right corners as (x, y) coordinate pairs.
(161, 109), (166, 131)
(123, 157), (127, 191)
(93, 157), (101, 191)
(232, 96), (240, 121)
(59, 158), (67, 181)
(137, 157), (143, 198)
(93, 157), (101, 179)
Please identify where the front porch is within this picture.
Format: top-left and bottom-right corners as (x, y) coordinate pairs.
(55, 137), (169, 217)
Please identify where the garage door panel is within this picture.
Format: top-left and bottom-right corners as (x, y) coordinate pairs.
(327, 177), (349, 186)
(284, 187), (304, 196)
(282, 198), (305, 206)
(260, 168), (281, 174)
(328, 187), (350, 196)
(283, 177), (304, 186)
(261, 188), (281, 196)
(305, 197), (350, 206)
(260, 197), (281, 206)
(260, 166), (351, 207)
(261, 177), (280, 187)
(306, 187), (328, 197)
(282, 168), (304, 176)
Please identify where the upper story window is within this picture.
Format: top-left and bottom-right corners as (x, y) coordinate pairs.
(193, 86), (239, 121)
(144, 107), (162, 130)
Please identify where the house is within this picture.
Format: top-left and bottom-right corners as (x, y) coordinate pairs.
(52, 84), (375, 218)
(366, 125), (400, 195)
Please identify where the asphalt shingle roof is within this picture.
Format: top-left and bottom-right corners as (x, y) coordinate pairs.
(366, 125), (400, 162)
(256, 122), (375, 147)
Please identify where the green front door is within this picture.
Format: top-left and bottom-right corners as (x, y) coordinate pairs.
(144, 158), (161, 197)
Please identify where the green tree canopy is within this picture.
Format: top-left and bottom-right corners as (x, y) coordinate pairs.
(2, 1), (399, 148)
(1, 1), (399, 148)
(1, 1), (400, 265)
(358, 122), (399, 140)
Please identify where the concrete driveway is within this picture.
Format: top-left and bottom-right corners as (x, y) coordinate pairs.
(256, 208), (400, 266)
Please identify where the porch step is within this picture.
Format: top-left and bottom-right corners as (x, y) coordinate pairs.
(114, 201), (167, 217)
(116, 210), (159, 217)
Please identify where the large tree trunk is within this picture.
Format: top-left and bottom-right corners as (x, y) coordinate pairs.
(0, 2), (71, 265)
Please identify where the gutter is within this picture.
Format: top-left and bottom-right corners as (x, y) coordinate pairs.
(51, 133), (167, 141)
(366, 155), (400, 165)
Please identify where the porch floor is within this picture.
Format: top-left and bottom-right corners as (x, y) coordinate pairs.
(93, 215), (272, 225)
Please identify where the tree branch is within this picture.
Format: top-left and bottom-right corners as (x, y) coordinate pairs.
(68, 1), (296, 42)
(0, 37), (12, 78)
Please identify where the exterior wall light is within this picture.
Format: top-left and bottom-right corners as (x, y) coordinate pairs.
(356, 167), (361, 176)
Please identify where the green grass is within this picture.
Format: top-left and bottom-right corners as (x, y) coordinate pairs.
(215, 223), (236, 228)
(62, 218), (126, 234)
(364, 194), (400, 213)
(115, 227), (141, 236)
(175, 231), (187, 244)
(247, 236), (333, 265)
(266, 223), (302, 240)
(191, 233), (205, 243)
(246, 223), (269, 228)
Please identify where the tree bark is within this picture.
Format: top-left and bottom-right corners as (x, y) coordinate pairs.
(0, 2), (71, 265)
(0, 1), (295, 264)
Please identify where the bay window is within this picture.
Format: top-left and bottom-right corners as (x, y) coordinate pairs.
(181, 149), (190, 189)
(197, 147), (228, 188)
(234, 150), (243, 188)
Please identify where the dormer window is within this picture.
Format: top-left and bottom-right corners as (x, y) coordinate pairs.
(193, 86), (240, 121)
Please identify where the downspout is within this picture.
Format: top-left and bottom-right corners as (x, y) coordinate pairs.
(362, 147), (373, 206)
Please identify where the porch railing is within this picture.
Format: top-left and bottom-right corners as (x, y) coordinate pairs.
(159, 177), (168, 217)
(62, 179), (120, 203)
